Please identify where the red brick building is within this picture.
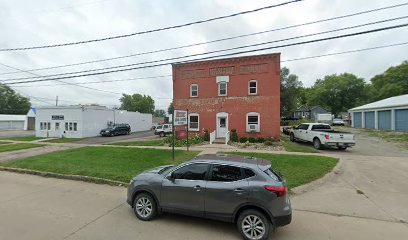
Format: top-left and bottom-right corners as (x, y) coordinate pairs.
(172, 53), (281, 141)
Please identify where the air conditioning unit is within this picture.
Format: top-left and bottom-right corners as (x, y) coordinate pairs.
(248, 124), (258, 132)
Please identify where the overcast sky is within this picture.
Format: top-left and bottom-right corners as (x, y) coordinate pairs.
(0, 0), (407, 110)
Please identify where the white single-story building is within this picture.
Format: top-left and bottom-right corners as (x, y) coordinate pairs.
(349, 94), (408, 131)
(35, 105), (152, 138)
(0, 108), (36, 131)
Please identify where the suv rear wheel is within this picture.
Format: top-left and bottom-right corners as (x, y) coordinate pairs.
(237, 209), (271, 240)
(133, 193), (157, 221)
(313, 138), (321, 150)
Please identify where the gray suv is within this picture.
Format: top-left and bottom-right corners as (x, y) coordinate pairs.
(127, 154), (292, 240)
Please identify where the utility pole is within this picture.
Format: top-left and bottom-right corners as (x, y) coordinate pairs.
(56, 96), (58, 106)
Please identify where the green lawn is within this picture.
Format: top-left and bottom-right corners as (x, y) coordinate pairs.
(0, 147), (199, 183)
(232, 152), (338, 189)
(42, 138), (82, 143)
(107, 140), (164, 146)
(4, 136), (44, 141)
(0, 141), (12, 145)
(0, 143), (45, 153)
(280, 135), (318, 153)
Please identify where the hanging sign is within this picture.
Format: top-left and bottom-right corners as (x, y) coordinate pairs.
(174, 110), (188, 126)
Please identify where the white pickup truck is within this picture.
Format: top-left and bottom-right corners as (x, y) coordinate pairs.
(289, 123), (355, 150)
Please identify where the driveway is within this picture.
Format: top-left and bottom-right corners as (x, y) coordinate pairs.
(0, 130), (407, 239)
(73, 130), (156, 145)
(0, 130), (35, 138)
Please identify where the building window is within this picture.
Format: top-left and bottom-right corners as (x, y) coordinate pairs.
(55, 122), (60, 131)
(190, 84), (198, 97)
(188, 113), (199, 131)
(69, 122), (73, 131)
(73, 123), (77, 131)
(218, 82), (227, 96)
(65, 122), (69, 131)
(47, 122), (51, 130)
(248, 80), (257, 95)
(40, 122), (44, 130)
(246, 112), (260, 132)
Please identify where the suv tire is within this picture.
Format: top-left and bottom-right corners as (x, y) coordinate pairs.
(237, 209), (271, 240)
(289, 133), (296, 142)
(313, 138), (321, 150)
(133, 193), (157, 221)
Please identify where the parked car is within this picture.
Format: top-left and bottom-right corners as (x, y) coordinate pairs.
(289, 123), (355, 150)
(127, 154), (292, 240)
(151, 123), (159, 130)
(282, 126), (292, 135)
(154, 124), (172, 137)
(332, 118), (345, 126)
(100, 124), (131, 137)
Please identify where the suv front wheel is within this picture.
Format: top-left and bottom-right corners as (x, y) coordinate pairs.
(133, 193), (157, 221)
(237, 209), (271, 240)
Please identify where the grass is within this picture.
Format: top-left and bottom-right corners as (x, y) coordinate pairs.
(359, 128), (408, 149)
(0, 143), (45, 153)
(280, 135), (319, 153)
(4, 136), (44, 141)
(0, 147), (199, 183)
(107, 140), (165, 146)
(42, 138), (82, 143)
(232, 152), (338, 189)
(0, 141), (12, 145)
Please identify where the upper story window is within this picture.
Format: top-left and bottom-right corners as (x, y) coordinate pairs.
(190, 84), (198, 97)
(248, 80), (257, 95)
(246, 112), (260, 132)
(218, 82), (227, 96)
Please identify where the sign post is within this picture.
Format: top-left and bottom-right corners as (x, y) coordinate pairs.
(172, 110), (175, 161)
(186, 109), (189, 151)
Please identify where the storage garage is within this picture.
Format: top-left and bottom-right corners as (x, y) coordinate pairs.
(349, 94), (408, 131)
(35, 105), (152, 138)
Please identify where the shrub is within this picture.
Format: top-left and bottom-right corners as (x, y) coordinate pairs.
(231, 129), (238, 142)
(239, 137), (248, 143)
(203, 130), (209, 141)
(264, 140), (273, 146)
(257, 137), (265, 143)
(248, 137), (256, 143)
(172, 134), (204, 147)
(265, 136), (275, 142)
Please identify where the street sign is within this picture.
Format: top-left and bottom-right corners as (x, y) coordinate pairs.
(174, 110), (188, 126)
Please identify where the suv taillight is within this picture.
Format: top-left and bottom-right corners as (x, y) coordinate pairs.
(264, 186), (287, 197)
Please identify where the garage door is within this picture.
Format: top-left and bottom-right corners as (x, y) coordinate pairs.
(395, 109), (408, 131)
(378, 110), (391, 130)
(364, 111), (375, 129)
(353, 112), (362, 128)
(0, 120), (24, 130)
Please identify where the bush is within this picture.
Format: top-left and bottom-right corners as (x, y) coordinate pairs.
(239, 137), (248, 143)
(248, 137), (256, 143)
(231, 129), (238, 142)
(264, 140), (273, 146)
(203, 130), (209, 141)
(265, 136), (275, 142)
(171, 134), (204, 147)
(257, 137), (265, 143)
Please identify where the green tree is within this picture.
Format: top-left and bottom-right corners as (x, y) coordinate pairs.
(369, 61), (408, 101)
(167, 101), (174, 114)
(154, 109), (166, 117)
(119, 93), (154, 114)
(280, 67), (303, 117)
(307, 73), (367, 115)
(0, 84), (31, 114)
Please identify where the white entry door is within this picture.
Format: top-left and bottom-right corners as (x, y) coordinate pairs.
(216, 113), (228, 138)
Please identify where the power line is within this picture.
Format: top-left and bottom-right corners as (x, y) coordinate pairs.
(0, 62), (122, 95)
(9, 42), (408, 88)
(4, 16), (407, 83)
(0, 0), (304, 52)
(1, 2), (406, 76)
(3, 22), (408, 85)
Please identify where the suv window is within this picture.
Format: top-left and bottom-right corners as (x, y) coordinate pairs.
(172, 163), (209, 180)
(163, 125), (168, 129)
(299, 124), (309, 130)
(265, 167), (282, 182)
(210, 165), (243, 182)
(311, 124), (331, 130)
(244, 168), (255, 178)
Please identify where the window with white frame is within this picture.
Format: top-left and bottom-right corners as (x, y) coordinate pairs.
(248, 80), (257, 95)
(188, 113), (199, 131)
(190, 84), (198, 97)
(246, 112), (260, 132)
(218, 82), (227, 96)
(65, 122), (69, 131)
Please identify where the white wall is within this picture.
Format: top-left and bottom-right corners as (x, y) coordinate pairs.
(115, 111), (152, 132)
(82, 108), (115, 138)
(35, 108), (83, 138)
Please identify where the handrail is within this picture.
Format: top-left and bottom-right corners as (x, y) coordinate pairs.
(210, 130), (216, 144)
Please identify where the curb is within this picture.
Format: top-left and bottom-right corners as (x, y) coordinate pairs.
(0, 166), (128, 187)
(290, 156), (342, 195)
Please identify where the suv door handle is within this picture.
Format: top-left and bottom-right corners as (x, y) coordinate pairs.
(193, 185), (201, 191)
(234, 188), (244, 193)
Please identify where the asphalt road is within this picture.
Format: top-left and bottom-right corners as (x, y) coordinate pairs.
(0, 130), (407, 239)
(72, 130), (156, 144)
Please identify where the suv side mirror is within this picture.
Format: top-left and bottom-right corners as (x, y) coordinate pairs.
(167, 172), (175, 181)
